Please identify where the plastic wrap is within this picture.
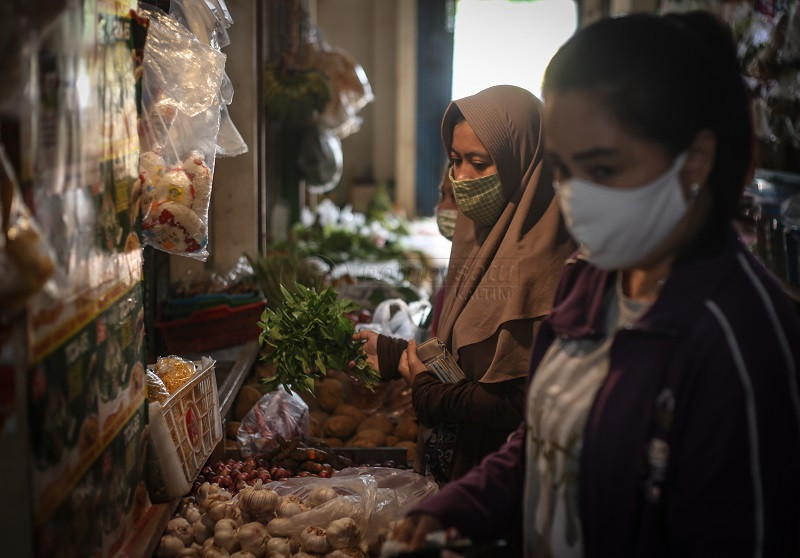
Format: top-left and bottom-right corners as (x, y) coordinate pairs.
(138, 5), (226, 260)
(298, 124), (343, 194)
(241, 467), (438, 548)
(0, 144), (56, 314)
(169, 0), (248, 157)
(301, 26), (374, 139)
(238, 389), (311, 456)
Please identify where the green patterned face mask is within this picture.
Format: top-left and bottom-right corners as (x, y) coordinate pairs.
(449, 167), (506, 227)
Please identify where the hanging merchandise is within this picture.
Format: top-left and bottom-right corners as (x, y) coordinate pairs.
(297, 123), (343, 194)
(138, 5), (226, 260)
(169, 0), (249, 158)
(300, 25), (374, 139)
(0, 145), (55, 315)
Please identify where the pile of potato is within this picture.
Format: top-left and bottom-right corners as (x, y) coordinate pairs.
(307, 379), (418, 462)
(227, 372), (419, 464)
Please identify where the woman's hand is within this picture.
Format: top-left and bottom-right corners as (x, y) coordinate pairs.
(389, 513), (445, 550)
(399, 339), (428, 387)
(351, 330), (380, 371)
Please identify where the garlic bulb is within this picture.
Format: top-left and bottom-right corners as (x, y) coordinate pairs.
(238, 483), (279, 516)
(207, 501), (230, 523)
(307, 487), (337, 508)
(167, 517), (195, 546)
(193, 519), (212, 544)
(156, 535), (185, 557)
(176, 547), (200, 558)
(326, 518), (360, 550)
(291, 553), (318, 558)
(183, 505), (202, 525)
(326, 549), (366, 558)
(201, 537), (230, 558)
(236, 522), (269, 557)
(214, 518), (240, 553)
(266, 517), (294, 538)
(265, 537), (292, 557)
(229, 552), (256, 558)
(300, 526), (330, 554)
(277, 495), (309, 518)
(225, 504), (245, 528)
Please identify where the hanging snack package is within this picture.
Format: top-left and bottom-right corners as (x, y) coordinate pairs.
(138, 5), (226, 260)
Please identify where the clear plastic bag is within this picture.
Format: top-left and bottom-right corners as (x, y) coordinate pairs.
(237, 389), (310, 456)
(0, 144), (56, 315)
(356, 298), (432, 341)
(298, 124), (343, 194)
(169, 0), (248, 158)
(244, 467), (438, 548)
(138, 5), (226, 260)
(300, 26), (374, 139)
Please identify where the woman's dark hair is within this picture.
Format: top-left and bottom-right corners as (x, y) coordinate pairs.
(542, 11), (753, 254)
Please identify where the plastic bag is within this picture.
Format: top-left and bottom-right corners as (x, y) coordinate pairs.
(237, 389), (310, 456)
(170, 0), (248, 158)
(301, 26), (374, 139)
(138, 5), (226, 260)
(298, 124), (343, 194)
(0, 144), (56, 315)
(241, 467), (438, 548)
(356, 298), (432, 341)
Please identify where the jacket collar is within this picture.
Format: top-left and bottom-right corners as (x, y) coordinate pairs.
(546, 228), (743, 339)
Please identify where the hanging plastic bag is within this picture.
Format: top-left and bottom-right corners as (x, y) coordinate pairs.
(237, 389), (310, 456)
(138, 5), (226, 260)
(0, 144), (56, 315)
(298, 124), (343, 194)
(300, 26), (374, 139)
(170, 0), (248, 158)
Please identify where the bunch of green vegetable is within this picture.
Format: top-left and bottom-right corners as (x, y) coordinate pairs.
(257, 283), (380, 395)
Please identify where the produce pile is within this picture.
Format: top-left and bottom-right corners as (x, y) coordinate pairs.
(158, 467), (439, 557)
(193, 436), (355, 495)
(308, 379), (418, 463)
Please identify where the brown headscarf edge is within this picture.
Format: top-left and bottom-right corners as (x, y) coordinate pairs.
(436, 85), (575, 384)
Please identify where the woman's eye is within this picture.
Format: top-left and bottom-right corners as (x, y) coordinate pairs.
(473, 161), (489, 172)
(589, 166), (615, 182)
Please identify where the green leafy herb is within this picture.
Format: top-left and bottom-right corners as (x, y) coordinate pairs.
(257, 283), (380, 394)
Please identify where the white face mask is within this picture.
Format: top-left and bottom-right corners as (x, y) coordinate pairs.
(555, 153), (691, 270)
(435, 208), (458, 240)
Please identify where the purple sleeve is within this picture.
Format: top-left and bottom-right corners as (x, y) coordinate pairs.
(410, 422), (526, 543)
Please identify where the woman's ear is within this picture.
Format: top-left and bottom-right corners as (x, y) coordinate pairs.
(685, 129), (716, 187)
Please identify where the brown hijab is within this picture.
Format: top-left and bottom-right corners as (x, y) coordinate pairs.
(436, 85), (575, 383)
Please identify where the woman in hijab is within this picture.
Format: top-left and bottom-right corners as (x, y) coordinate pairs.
(354, 84), (575, 483)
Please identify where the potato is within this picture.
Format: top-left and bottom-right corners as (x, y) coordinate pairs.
(323, 415), (357, 440)
(333, 403), (367, 425)
(385, 435), (399, 447)
(324, 437), (344, 447)
(315, 378), (344, 412)
(310, 409), (330, 424)
(393, 419), (419, 442)
(234, 384), (264, 421)
(356, 414), (393, 436)
(395, 440), (416, 461)
(347, 438), (376, 448)
(351, 428), (386, 447)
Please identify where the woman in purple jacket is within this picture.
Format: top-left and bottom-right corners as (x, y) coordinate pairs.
(391, 11), (800, 558)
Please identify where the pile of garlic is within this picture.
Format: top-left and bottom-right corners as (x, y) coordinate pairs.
(156, 480), (373, 558)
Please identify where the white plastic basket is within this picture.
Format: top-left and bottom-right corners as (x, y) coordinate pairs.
(146, 357), (221, 501)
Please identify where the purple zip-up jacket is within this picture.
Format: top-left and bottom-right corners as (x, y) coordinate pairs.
(412, 229), (800, 557)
